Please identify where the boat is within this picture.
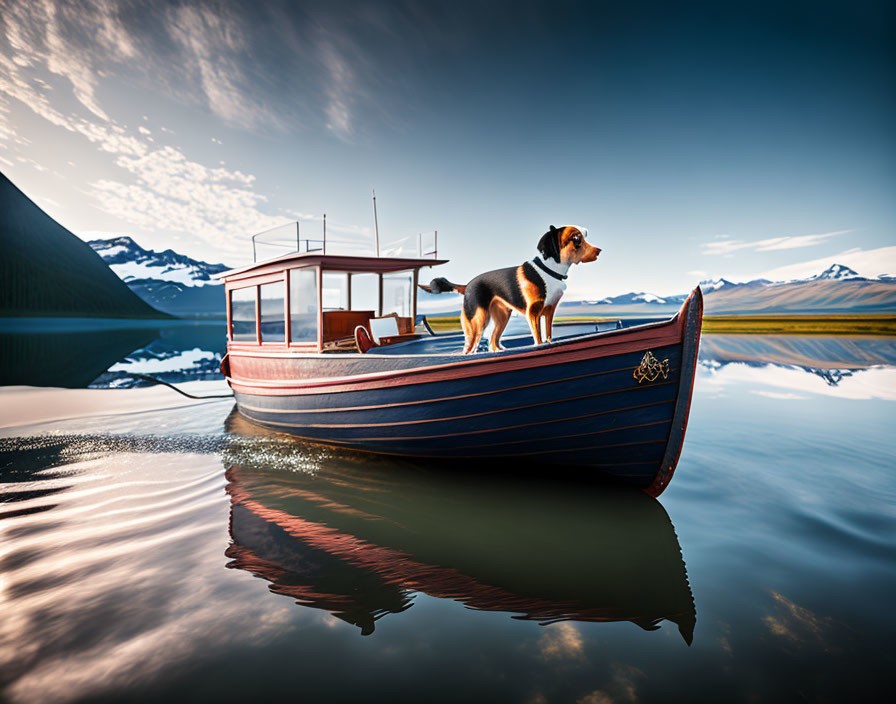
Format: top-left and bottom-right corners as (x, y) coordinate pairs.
(222, 412), (696, 642)
(218, 242), (703, 496)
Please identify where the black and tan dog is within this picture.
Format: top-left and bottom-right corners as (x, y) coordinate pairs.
(420, 225), (600, 353)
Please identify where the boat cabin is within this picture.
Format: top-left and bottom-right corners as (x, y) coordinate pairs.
(218, 251), (449, 354)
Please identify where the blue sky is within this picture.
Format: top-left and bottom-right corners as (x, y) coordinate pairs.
(1, 0), (893, 298)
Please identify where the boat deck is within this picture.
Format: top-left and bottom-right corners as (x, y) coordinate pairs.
(370, 321), (658, 357)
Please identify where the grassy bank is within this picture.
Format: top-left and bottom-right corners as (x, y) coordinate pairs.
(701, 315), (896, 335)
(423, 314), (896, 336)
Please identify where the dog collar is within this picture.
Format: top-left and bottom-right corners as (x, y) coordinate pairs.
(533, 256), (568, 281)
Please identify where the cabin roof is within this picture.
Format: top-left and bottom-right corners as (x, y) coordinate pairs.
(218, 251), (449, 282)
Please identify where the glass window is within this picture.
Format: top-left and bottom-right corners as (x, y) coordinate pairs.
(230, 287), (257, 342)
(322, 272), (348, 311)
(289, 268), (319, 342)
(259, 281), (285, 342)
(351, 273), (379, 314)
(382, 271), (413, 318)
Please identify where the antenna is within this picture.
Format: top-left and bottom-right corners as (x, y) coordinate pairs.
(322, 213), (326, 254)
(372, 188), (380, 256)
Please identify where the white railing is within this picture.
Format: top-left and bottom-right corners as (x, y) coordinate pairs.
(250, 218), (438, 262)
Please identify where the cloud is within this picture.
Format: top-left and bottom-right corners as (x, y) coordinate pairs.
(0, 0), (140, 122)
(756, 246), (896, 281)
(701, 230), (853, 256)
(0, 3), (324, 258)
(166, 4), (272, 130)
(0, 25), (148, 158)
(319, 41), (356, 139)
(89, 146), (288, 258)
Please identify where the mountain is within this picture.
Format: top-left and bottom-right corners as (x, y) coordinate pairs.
(699, 278), (736, 292)
(594, 291), (688, 305)
(805, 263), (862, 282)
(89, 237), (229, 318)
(704, 268), (895, 314)
(561, 264), (896, 315)
(88, 236), (228, 286)
(0, 171), (167, 319)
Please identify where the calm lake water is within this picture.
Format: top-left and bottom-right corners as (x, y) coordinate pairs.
(1, 325), (894, 702)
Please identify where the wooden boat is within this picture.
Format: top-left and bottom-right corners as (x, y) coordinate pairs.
(218, 250), (703, 496)
(221, 416), (696, 642)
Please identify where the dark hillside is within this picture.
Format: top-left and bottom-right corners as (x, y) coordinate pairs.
(0, 171), (168, 318)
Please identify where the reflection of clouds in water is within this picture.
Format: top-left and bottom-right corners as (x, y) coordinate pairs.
(762, 592), (830, 646)
(698, 363), (896, 400)
(0, 452), (310, 704)
(539, 622), (585, 662)
(751, 391), (809, 400)
(576, 665), (643, 704)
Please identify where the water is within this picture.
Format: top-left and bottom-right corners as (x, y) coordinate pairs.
(1, 329), (894, 702)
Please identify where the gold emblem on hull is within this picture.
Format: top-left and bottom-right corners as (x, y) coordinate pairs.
(633, 351), (670, 383)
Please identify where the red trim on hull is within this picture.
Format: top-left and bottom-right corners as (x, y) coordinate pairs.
(227, 321), (683, 396)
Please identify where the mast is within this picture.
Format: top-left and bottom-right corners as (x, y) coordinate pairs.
(372, 189), (380, 257)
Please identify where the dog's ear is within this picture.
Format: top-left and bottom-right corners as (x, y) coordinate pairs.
(538, 226), (561, 262)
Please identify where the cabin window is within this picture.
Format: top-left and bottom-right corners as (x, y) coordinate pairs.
(351, 273), (379, 315)
(289, 268), (318, 342)
(382, 271), (413, 318)
(259, 281), (285, 342)
(230, 287), (257, 342)
(322, 272), (349, 311)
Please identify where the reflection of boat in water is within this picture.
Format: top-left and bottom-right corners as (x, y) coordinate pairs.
(223, 413), (696, 643)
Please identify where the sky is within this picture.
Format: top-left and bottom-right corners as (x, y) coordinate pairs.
(0, 0), (894, 298)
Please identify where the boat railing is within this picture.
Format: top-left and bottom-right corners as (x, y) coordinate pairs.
(380, 230), (439, 260)
(250, 219), (439, 263)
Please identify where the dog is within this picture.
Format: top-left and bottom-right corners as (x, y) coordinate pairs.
(419, 225), (600, 353)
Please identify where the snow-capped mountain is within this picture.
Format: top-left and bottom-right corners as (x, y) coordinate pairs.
(594, 291), (686, 305)
(806, 263), (863, 282)
(699, 278), (739, 292)
(88, 236), (230, 318)
(89, 236), (228, 287)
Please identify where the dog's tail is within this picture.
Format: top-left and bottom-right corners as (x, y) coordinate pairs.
(418, 277), (466, 295)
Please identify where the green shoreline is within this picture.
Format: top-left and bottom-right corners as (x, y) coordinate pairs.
(700, 315), (896, 335)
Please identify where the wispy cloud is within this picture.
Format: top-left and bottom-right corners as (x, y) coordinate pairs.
(701, 229), (853, 256)
(89, 145), (289, 258)
(166, 4), (271, 130)
(0, 1), (334, 258)
(319, 41), (356, 140)
(756, 246), (896, 281)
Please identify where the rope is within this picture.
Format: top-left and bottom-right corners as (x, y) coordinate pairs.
(129, 374), (234, 399)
